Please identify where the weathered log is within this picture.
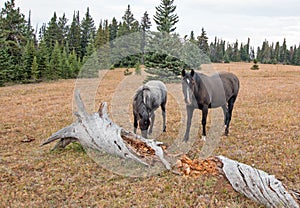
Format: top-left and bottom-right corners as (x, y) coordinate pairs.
(218, 156), (299, 208)
(177, 155), (300, 208)
(42, 91), (299, 207)
(41, 90), (170, 170)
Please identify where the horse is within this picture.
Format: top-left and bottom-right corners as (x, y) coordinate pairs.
(181, 69), (239, 142)
(133, 80), (168, 138)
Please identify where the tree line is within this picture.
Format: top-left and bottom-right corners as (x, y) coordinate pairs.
(1, 0), (299, 86)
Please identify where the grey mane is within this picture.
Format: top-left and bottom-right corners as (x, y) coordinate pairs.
(133, 87), (149, 115)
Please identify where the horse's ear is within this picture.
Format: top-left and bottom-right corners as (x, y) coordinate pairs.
(191, 69), (195, 77)
(181, 69), (186, 77)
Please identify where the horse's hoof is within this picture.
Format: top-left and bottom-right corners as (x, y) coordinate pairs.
(202, 136), (206, 141)
(183, 137), (188, 142)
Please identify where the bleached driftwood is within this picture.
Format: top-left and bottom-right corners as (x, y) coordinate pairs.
(42, 91), (299, 208)
(41, 90), (170, 170)
(218, 156), (299, 208)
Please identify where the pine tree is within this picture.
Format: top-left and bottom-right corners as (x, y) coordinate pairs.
(225, 43), (233, 62)
(122, 5), (139, 34)
(95, 20), (109, 47)
(154, 0), (179, 33)
(189, 31), (196, 44)
(246, 38), (250, 62)
(38, 23), (46, 41)
(291, 45), (297, 65)
(68, 49), (80, 77)
(60, 47), (71, 78)
(81, 39), (99, 78)
(296, 45), (300, 65)
(68, 11), (81, 59)
(113, 7), (140, 68)
(81, 7), (96, 59)
(144, 32), (185, 82)
(240, 43), (248, 62)
(25, 10), (35, 42)
(31, 56), (39, 81)
(0, 0), (29, 81)
(256, 46), (261, 63)
(249, 47), (255, 61)
(0, 39), (14, 85)
(273, 41), (280, 63)
(44, 12), (60, 52)
(209, 38), (217, 62)
(37, 39), (49, 79)
(197, 28), (209, 54)
(214, 38), (225, 63)
(109, 17), (118, 42)
(21, 40), (36, 80)
(232, 40), (240, 62)
(279, 38), (287, 64)
(57, 13), (69, 46)
(260, 40), (271, 63)
(0, 0), (28, 47)
(47, 41), (61, 79)
(141, 11), (151, 64)
(95, 19), (111, 68)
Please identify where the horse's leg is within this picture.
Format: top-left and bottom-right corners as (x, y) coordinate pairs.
(183, 106), (194, 142)
(225, 96), (236, 136)
(221, 104), (228, 126)
(133, 112), (138, 134)
(161, 103), (166, 132)
(149, 112), (155, 135)
(201, 105), (208, 141)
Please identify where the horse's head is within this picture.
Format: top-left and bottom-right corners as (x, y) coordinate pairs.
(181, 69), (195, 105)
(138, 110), (150, 138)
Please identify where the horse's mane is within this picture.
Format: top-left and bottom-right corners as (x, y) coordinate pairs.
(133, 87), (149, 114)
(133, 81), (166, 115)
(134, 86), (149, 102)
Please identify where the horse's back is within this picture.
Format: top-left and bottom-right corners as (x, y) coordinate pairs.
(145, 80), (167, 98)
(145, 80), (167, 91)
(144, 80), (167, 108)
(218, 72), (240, 98)
(200, 71), (239, 107)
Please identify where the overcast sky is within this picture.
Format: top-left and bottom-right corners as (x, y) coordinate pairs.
(16, 0), (300, 48)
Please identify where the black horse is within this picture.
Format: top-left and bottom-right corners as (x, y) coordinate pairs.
(181, 69), (239, 141)
(133, 80), (167, 138)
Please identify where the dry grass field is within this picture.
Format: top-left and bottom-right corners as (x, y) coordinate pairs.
(0, 63), (299, 207)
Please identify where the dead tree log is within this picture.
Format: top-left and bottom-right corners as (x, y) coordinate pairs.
(178, 155), (299, 208)
(218, 156), (299, 208)
(41, 90), (170, 170)
(42, 91), (299, 208)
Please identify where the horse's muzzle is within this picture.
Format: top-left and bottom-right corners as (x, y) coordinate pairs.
(141, 130), (148, 138)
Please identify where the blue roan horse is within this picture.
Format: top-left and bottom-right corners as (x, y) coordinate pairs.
(181, 69), (240, 141)
(133, 80), (167, 138)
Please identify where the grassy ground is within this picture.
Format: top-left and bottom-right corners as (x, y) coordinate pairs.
(0, 63), (299, 207)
